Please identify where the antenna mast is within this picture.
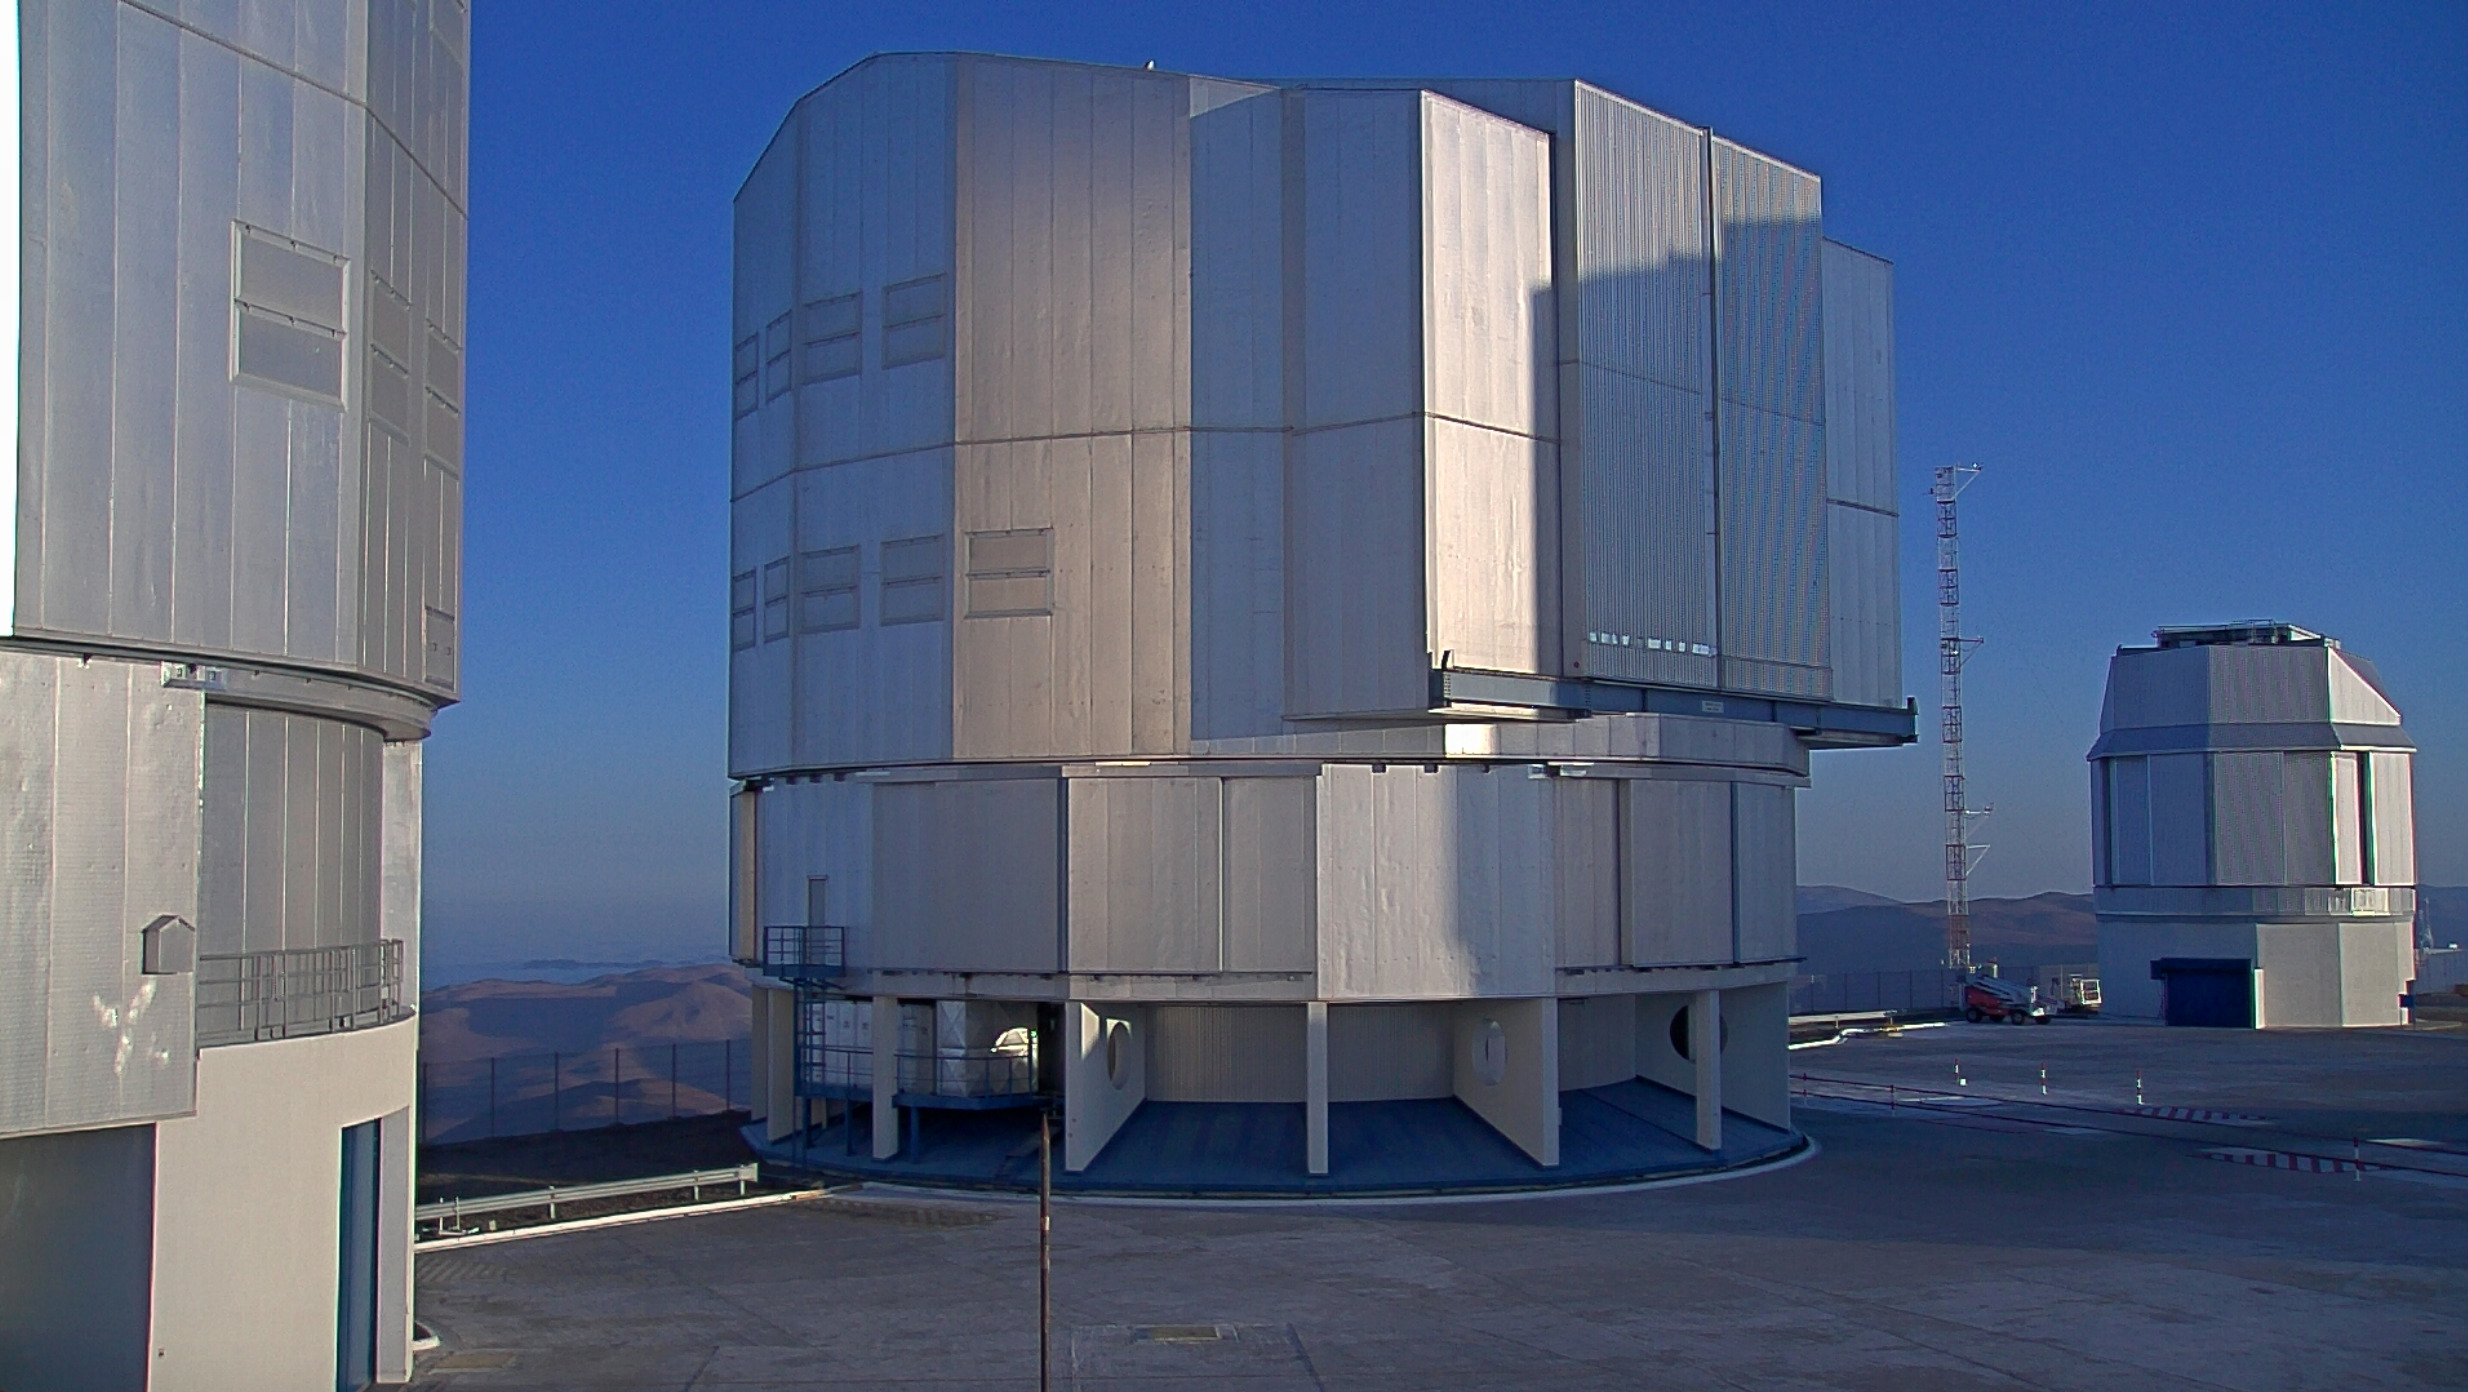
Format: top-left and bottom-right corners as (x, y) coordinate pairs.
(1935, 465), (1986, 975)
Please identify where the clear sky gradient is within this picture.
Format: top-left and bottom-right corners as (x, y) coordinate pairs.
(427, 2), (2466, 968)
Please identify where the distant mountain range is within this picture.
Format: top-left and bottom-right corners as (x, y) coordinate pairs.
(417, 889), (2459, 1056)
(420, 963), (751, 1065)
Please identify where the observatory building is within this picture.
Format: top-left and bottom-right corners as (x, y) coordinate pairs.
(730, 55), (1911, 1193)
(2091, 624), (2416, 1028)
(0, 2), (467, 1387)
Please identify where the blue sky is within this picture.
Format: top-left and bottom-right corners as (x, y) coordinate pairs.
(425, 1), (2466, 968)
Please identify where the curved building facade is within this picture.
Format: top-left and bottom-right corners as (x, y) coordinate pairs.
(730, 56), (1910, 1193)
(2091, 623), (2417, 1028)
(0, 1), (467, 1386)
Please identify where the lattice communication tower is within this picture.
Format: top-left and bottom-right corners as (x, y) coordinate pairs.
(1935, 465), (1986, 974)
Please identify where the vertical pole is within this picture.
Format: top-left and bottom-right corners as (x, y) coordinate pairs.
(1305, 1001), (1330, 1177)
(612, 1046), (622, 1128)
(488, 1057), (497, 1139)
(1040, 1109), (1052, 1392)
(417, 1061), (427, 1144)
(553, 1051), (562, 1131)
(672, 1042), (681, 1120)
(725, 1038), (734, 1110)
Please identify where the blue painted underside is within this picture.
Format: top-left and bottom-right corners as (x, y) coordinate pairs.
(751, 1079), (1800, 1197)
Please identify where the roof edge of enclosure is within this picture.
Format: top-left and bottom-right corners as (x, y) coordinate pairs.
(725, 55), (1908, 1193)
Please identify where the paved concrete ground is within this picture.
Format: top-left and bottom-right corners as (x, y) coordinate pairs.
(412, 1022), (2468, 1390)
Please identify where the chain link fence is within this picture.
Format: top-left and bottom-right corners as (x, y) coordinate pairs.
(1790, 969), (1962, 1017)
(417, 1041), (750, 1146)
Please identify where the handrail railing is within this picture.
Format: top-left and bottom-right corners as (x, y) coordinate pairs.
(762, 924), (847, 981)
(415, 1163), (760, 1233)
(196, 939), (405, 1048)
(794, 1042), (1039, 1100)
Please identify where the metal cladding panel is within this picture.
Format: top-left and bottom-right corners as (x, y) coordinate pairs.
(1552, 777), (1619, 969)
(2100, 647), (2209, 732)
(1556, 993), (1637, 1090)
(2281, 752), (2336, 885)
(1419, 94), (1552, 439)
(1824, 502), (1901, 708)
(1621, 777), (1731, 965)
(0, 652), (200, 1137)
(2206, 645), (2329, 725)
(732, 125), (800, 495)
(2210, 751), (2286, 886)
(1426, 417), (1558, 677)
(956, 57), (1189, 442)
(1326, 1001), (1452, 1101)
(793, 56), (956, 473)
(870, 776), (1059, 973)
(783, 448), (955, 771)
(1221, 776), (1316, 972)
(1287, 419), (1427, 717)
(1296, 89), (1423, 429)
(1818, 241), (1896, 511)
(952, 432), (1188, 760)
(754, 779), (873, 961)
(2328, 651), (2402, 726)
(2147, 752), (2210, 886)
(728, 477), (799, 775)
(198, 706), (383, 957)
(1315, 765), (1554, 1000)
(1713, 141), (1828, 699)
(12, 0), (463, 695)
(1820, 240), (1901, 708)
(2368, 751), (2414, 885)
(2338, 922), (2409, 1026)
(1067, 777), (1223, 973)
(2106, 755), (2152, 886)
(1564, 90), (1719, 691)
(2255, 924), (2340, 1026)
(1570, 365), (1716, 687)
(2332, 752), (2364, 884)
(1190, 90), (1284, 431)
(1731, 782), (1795, 961)
(1145, 1005), (1305, 1102)
(1188, 430), (1284, 740)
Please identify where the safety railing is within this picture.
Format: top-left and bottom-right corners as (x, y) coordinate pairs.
(197, 939), (405, 1048)
(901, 1049), (1037, 1100)
(795, 1043), (1038, 1101)
(1790, 968), (1961, 1018)
(414, 1163), (760, 1237)
(762, 924), (847, 982)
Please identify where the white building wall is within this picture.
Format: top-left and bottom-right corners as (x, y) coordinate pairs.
(1819, 240), (1901, 709)
(151, 1018), (417, 1391)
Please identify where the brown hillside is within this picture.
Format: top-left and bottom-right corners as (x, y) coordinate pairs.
(419, 963), (751, 1064)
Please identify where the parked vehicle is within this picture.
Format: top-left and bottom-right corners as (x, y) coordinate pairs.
(1964, 975), (2052, 1024)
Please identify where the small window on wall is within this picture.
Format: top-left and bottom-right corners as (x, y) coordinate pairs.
(801, 293), (861, 383)
(730, 569), (758, 650)
(761, 558), (793, 641)
(731, 336), (760, 418)
(232, 223), (348, 404)
(882, 274), (947, 367)
(879, 535), (947, 625)
(763, 313), (793, 400)
(965, 528), (1054, 617)
(797, 547), (860, 632)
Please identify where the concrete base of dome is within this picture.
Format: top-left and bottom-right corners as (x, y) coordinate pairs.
(749, 1078), (1801, 1199)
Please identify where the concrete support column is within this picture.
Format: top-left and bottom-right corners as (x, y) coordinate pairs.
(1452, 998), (1560, 1167)
(872, 995), (900, 1160)
(1306, 1001), (1329, 1176)
(1692, 988), (1722, 1152)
